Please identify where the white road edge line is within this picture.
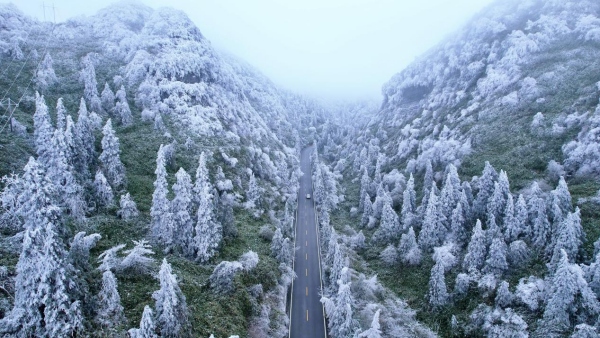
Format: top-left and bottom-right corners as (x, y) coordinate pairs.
(288, 157), (300, 338)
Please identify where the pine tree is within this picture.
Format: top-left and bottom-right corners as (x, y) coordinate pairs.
(115, 85), (133, 126)
(463, 220), (487, 274)
(33, 93), (53, 166)
(373, 197), (400, 244)
(419, 185), (444, 251)
(96, 270), (125, 330)
(487, 171), (510, 223)
(428, 262), (449, 309)
(553, 176), (572, 216)
(151, 145), (175, 248)
(514, 194), (528, 237)
(194, 156), (221, 263)
(550, 208), (584, 269)
(484, 237), (508, 276)
(423, 159), (434, 201)
(129, 305), (157, 338)
(528, 183), (551, 250)
(209, 260), (244, 295)
(153, 259), (190, 338)
(503, 194), (520, 242)
(571, 324), (598, 338)
(172, 168), (194, 257)
(361, 193), (373, 228)
(359, 167), (370, 212)
(55, 97), (67, 132)
(99, 119), (126, 190)
(79, 53), (102, 113)
(118, 193), (139, 220)
(120, 240), (155, 274)
(101, 82), (116, 115)
(449, 202), (467, 245)
(322, 275), (358, 338)
(398, 227), (422, 265)
(495, 280), (513, 308)
(357, 309), (382, 338)
(473, 161), (498, 219)
(34, 53), (57, 93)
(401, 173), (416, 230)
(246, 171), (261, 208)
(439, 164), (461, 226)
(94, 170), (114, 208)
(73, 98), (96, 179)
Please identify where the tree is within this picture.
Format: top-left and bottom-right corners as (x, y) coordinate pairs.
(398, 227), (422, 265)
(485, 237), (508, 276)
(115, 85), (133, 126)
(55, 97), (67, 131)
(209, 260), (243, 295)
(361, 193), (373, 228)
(94, 170), (114, 208)
(550, 208), (584, 269)
(485, 308), (528, 338)
(194, 182), (222, 263)
(359, 167), (370, 212)
(428, 262), (449, 309)
(571, 324), (598, 338)
(33, 93), (53, 166)
(34, 53), (57, 93)
(373, 197), (400, 244)
(357, 309), (382, 338)
(528, 183), (550, 250)
(419, 185), (444, 251)
(79, 53), (102, 113)
(439, 164), (461, 226)
(401, 173), (416, 230)
(118, 193), (139, 220)
(120, 240), (155, 275)
(172, 168), (194, 257)
(153, 259), (190, 338)
(514, 195), (528, 238)
(503, 194), (520, 242)
(473, 161), (498, 219)
(380, 245), (398, 265)
(246, 171), (261, 208)
(99, 119), (126, 190)
(495, 281), (513, 308)
(128, 305), (157, 338)
(463, 220), (487, 274)
(553, 176), (572, 216)
(449, 202), (467, 245)
(101, 82), (116, 115)
(95, 270), (125, 330)
(73, 98), (96, 179)
(322, 272), (358, 338)
(151, 145), (175, 249)
(487, 171), (510, 222)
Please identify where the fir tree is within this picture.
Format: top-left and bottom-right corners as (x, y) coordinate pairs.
(79, 53), (102, 113)
(359, 167), (370, 212)
(357, 309), (382, 338)
(515, 194), (528, 238)
(99, 119), (126, 190)
(151, 145), (175, 248)
(73, 98), (96, 179)
(503, 194), (520, 242)
(34, 53), (57, 93)
(322, 273), (358, 338)
(401, 173), (416, 230)
(463, 220), (487, 274)
(194, 155), (221, 263)
(55, 97), (67, 132)
(94, 170), (114, 208)
(373, 197), (400, 244)
(153, 259), (190, 338)
(473, 161), (498, 219)
(129, 305), (157, 338)
(419, 185), (445, 251)
(428, 262), (449, 309)
(495, 281), (513, 308)
(96, 270), (125, 330)
(449, 202), (467, 245)
(101, 82), (116, 115)
(553, 176), (572, 216)
(33, 93), (53, 166)
(528, 183), (551, 250)
(550, 208), (584, 269)
(172, 168), (194, 257)
(423, 159), (434, 201)
(487, 170), (510, 223)
(398, 227), (422, 265)
(115, 85), (133, 126)
(439, 164), (461, 226)
(120, 240), (155, 274)
(118, 193), (139, 220)
(247, 171), (260, 208)
(485, 237), (508, 276)
(361, 193), (373, 228)
(209, 260), (244, 295)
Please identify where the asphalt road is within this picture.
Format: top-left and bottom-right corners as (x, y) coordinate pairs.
(289, 146), (327, 338)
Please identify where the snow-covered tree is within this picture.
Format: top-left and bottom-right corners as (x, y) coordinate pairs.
(463, 220), (487, 274)
(98, 244), (125, 273)
(209, 260), (243, 295)
(373, 197), (400, 244)
(549, 208), (583, 269)
(571, 324), (599, 338)
(94, 170), (114, 208)
(246, 171), (261, 209)
(484, 308), (528, 338)
(495, 281), (513, 308)
(401, 173), (416, 230)
(514, 194), (528, 237)
(115, 85), (133, 126)
(419, 185), (445, 251)
(55, 98), (67, 132)
(153, 259), (190, 338)
(73, 98), (96, 178)
(485, 237), (508, 276)
(553, 176), (572, 216)
(172, 168), (194, 257)
(380, 245), (398, 265)
(120, 240), (155, 275)
(118, 193), (139, 220)
(359, 167), (370, 212)
(474, 161), (498, 219)
(439, 164), (461, 226)
(361, 193), (373, 228)
(35, 53), (57, 93)
(151, 145), (175, 249)
(95, 270), (125, 330)
(194, 154), (221, 263)
(357, 309), (382, 338)
(487, 171), (510, 222)
(99, 119), (126, 190)
(428, 262), (449, 309)
(398, 227), (422, 265)
(322, 270), (358, 338)
(79, 53), (102, 113)
(101, 82), (116, 115)
(528, 183), (551, 250)
(128, 305), (157, 338)
(449, 202), (467, 245)
(33, 93), (53, 165)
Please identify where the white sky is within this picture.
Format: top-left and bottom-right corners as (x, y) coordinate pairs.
(14, 0), (495, 101)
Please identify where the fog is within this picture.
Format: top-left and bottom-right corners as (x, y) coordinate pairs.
(17, 0), (494, 101)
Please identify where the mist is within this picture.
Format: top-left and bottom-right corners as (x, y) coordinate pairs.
(17, 0), (494, 101)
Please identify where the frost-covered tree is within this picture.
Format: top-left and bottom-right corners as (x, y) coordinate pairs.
(55, 98), (67, 132)
(550, 208), (583, 269)
(485, 237), (508, 276)
(172, 168), (194, 257)
(33, 93), (53, 165)
(120, 240), (155, 275)
(495, 281), (513, 308)
(94, 170), (114, 208)
(101, 82), (116, 115)
(99, 119), (126, 190)
(515, 194), (528, 236)
(357, 309), (382, 338)
(361, 193), (373, 228)
(553, 176), (572, 216)
(98, 244), (125, 273)
(439, 164), (461, 226)
(463, 220), (487, 274)
(528, 183), (551, 250)
(194, 184), (222, 264)
(571, 324), (598, 338)
(118, 193), (139, 220)
(419, 185), (445, 251)
(373, 197), (400, 244)
(398, 227), (422, 265)
(428, 262), (449, 309)
(151, 145), (174, 248)
(246, 171), (261, 208)
(95, 270), (125, 330)
(322, 270), (358, 338)
(485, 308), (528, 338)
(509, 240), (531, 268)
(474, 161), (498, 219)
(380, 245), (398, 265)
(209, 260), (243, 295)
(449, 202), (467, 245)
(79, 53), (102, 113)
(487, 171), (510, 222)
(115, 85), (133, 126)
(401, 173), (416, 230)
(73, 98), (96, 178)
(153, 259), (190, 338)
(128, 305), (157, 338)
(422, 159), (434, 201)
(503, 194), (520, 242)
(35, 53), (57, 93)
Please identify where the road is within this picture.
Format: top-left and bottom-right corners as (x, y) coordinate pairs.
(289, 146), (327, 338)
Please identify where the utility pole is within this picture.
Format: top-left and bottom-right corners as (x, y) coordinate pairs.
(0, 99), (19, 132)
(42, 2), (56, 23)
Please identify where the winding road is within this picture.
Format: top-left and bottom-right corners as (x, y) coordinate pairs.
(289, 146), (327, 338)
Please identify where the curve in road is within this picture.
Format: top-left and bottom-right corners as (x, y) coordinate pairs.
(289, 146), (327, 338)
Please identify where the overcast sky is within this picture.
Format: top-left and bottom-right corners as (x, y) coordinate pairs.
(16, 0), (494, 101)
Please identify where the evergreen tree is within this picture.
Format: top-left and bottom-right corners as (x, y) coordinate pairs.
(55, 97), (67, 132)
(495, 281), (513, 308)
(463, 220), (487, 274)
(79, 53), (102, 113)
(246, 171), (261, 208)
(115, 85), (133, 126)
(94, 170), (114, 208)
(473, 161), (498, 219)
(101, 82), (116, 115)
(359, 167), (370, 212)
(571, 324), (598, 338)
(485, 237), (508, 276)
(428, 262), (449, 309)
(449, 202), (467, 245)
(73, 98), (96, 179)
(96, 270), (125, 330)
(419, 185), (445, 251)
(322, 274), (358, 338)
(153, 259), (190, 338)
(361, 193), (373, 228)
(373, 197), (400, 244)
(503, 194), (520, 242)
(34, 53), (57, 93)
(550, 208), (584, 269)
(515, 194), (528, 238)
(33, 93), (53, 166)
(129, 305), (157, 338)
(487, 171), (510, 223)
(120, 240), (155, 274)
(151, 145), (175, 248)
(528, 183), (551, 250)
(172, 168), (194, 257)
(357, 309), (382, 338)
(439, 164), (461, 226)
(553, 176), (572, 216)
(423, 159), (434, 201)
(99, 119), (126, 190)
(194, 155), (221, 263)
(398, 227), (422, 265)
(401, 173), (416, 230)
(118, 193), (139, 220)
